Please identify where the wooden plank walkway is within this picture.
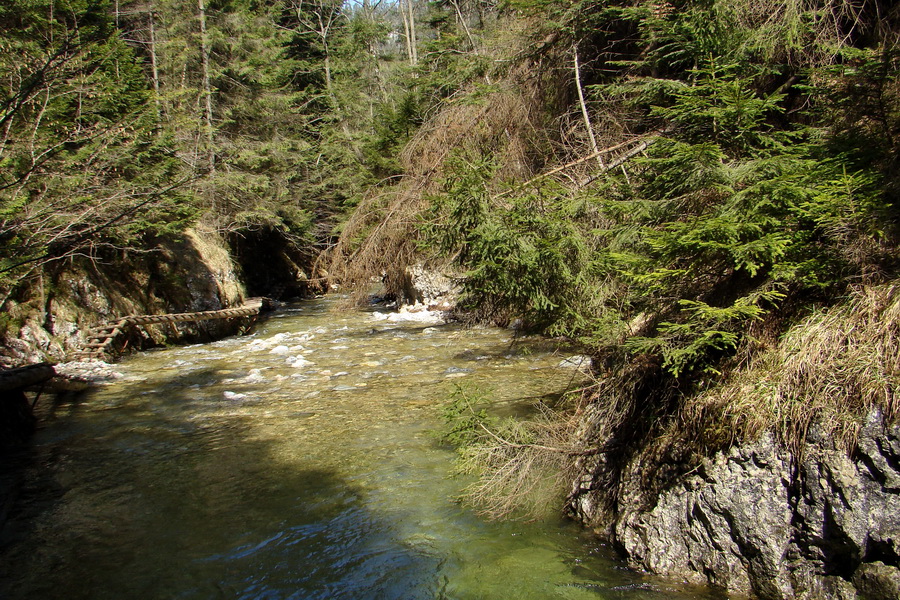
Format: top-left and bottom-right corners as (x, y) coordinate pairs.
(73, 297), (268, 361)
(0, 362), (91, 394)
(0, 363), (58, 393)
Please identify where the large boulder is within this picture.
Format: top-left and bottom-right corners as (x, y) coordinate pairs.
(399, 264), (460, 310)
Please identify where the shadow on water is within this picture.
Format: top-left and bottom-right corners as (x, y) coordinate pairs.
(0, 300), (727, 600)
(0, 367), (450, 600)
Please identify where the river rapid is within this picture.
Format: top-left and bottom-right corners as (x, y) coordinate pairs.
(0, 297), (719, 599)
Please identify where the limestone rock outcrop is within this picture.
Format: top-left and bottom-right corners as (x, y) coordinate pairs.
(573, 411), (900, 599)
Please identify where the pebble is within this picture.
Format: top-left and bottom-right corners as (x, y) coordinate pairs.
(241, 369), (266, 384)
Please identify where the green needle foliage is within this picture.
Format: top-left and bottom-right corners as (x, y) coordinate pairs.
(0, 0), (197, 289)
(417, 0), (897, 382)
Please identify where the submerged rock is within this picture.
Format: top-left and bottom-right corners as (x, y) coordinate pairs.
(558, 355), (592, 372)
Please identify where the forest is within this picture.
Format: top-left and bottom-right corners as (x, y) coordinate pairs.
(2, 0), (900, 597)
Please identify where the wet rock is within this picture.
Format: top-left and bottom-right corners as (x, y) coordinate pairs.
(240, 369), (266, 384)
(401, 264), (460, 309)
(287, 356), (314, 368)
(789, 562), (858, 600)
(54, 360), (124, 384)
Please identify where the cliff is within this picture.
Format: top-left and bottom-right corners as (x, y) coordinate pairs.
(0, 225), (248, 366)
(570, 413), (900, 599)
(567, 284), (900, 599)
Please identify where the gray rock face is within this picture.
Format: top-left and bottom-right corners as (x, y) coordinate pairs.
(1, 227), (247, 365)
(605, 412), (900, 599)
(616, 433), (793, 597)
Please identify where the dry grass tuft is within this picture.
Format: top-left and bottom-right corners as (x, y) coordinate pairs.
(676, 282), (900, 456)
(456, 402), (588, 521)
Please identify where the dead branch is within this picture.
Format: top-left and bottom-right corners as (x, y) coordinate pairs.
(478, 423), (601, 456)
(493, 131), (666, 199)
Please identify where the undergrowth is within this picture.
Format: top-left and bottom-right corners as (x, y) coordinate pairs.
(675, 282), (900, 457)
(440, 383), (587, 521)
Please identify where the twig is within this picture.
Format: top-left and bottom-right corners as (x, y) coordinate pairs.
(477, 423), (601, 456)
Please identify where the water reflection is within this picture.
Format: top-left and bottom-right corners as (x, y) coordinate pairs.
(0, 297), (721, 599)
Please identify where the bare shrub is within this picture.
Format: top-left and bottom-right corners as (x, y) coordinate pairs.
(445, 386), (593, 521)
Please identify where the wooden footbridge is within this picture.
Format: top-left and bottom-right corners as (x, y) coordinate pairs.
(73, 297), (270, 361)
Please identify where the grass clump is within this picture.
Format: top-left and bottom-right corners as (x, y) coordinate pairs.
(676, 282), (900, 457)
(440, 383), (589, 521)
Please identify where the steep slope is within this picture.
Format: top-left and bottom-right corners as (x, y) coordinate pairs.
(329, 1), (900, 597)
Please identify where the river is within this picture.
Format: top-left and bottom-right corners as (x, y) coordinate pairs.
(0, 297), (719, 599)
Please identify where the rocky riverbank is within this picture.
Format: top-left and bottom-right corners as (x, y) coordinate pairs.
(571, 410), (900, 599)
(1, 226), (272, 367)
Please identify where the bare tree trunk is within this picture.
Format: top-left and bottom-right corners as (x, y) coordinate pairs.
(399, 0), (414, 66)
(450, 0), (477, 51)
(198, 0), (215, 176)
(406, 0), (418, 65)
(148, 6), (162, 126)
(574, 47), (602, 168)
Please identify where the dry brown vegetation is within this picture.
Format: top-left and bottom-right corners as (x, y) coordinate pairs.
(673, 282), (900, 456)
(455, 402), (589, 521)
(321, 24), (578, 302)
(324, 84), (546, 301)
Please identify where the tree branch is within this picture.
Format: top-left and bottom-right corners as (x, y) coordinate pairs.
(493, 131), (666, 200)
(0, 176), (198, 276)
(477, 423), (601, 456)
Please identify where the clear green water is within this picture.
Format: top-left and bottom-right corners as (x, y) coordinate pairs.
(0, 298), (720, 599)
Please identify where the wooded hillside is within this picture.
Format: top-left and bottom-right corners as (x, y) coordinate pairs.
(0, 0), (463, 355)
(326, 0), (900, 567)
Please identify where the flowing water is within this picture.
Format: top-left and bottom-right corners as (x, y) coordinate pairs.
(0, 297), (719, 600)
